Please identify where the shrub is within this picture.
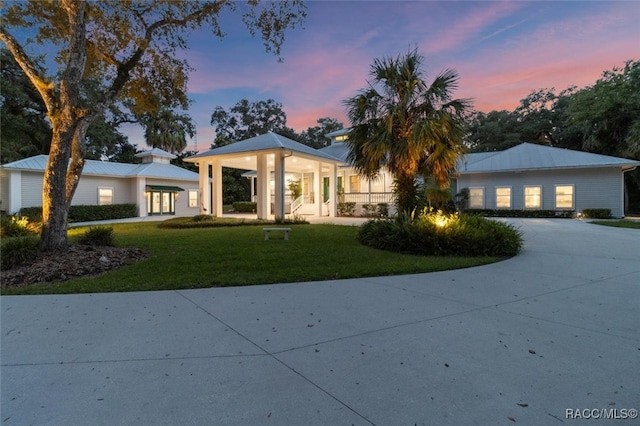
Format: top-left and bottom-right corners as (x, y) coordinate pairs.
(377, 203), (389, 218)
(361, 204), (377, 217)
(78, 226), (115, 246)
(465, 209), (574, 218)
(582, 209), (611, 219)
(192, 214), (214, 222)
(232, 201), (257, 212)
(358, 210), (523, 257)
(1, 236), (39, 271)
(19, 207), (43, 222)
(21, 205), (137, 222)
(0, 215), (40, 238)
(338, 202), (356, 216)
(69, 204), (137, 222)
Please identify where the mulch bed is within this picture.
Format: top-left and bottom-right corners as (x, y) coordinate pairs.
(1, 245), (148, 289)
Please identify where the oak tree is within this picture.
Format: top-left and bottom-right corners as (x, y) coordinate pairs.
(0, 0), (306, 250)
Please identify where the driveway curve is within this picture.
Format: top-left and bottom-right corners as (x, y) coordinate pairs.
(2, 219), (639, 425)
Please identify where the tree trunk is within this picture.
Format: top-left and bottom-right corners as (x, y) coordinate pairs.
(40, 125), (75, 251)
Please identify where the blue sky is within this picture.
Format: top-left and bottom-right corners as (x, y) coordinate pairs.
(102, 1), (640, 151)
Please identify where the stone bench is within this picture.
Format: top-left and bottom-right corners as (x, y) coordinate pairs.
(263, 227), (291, 241)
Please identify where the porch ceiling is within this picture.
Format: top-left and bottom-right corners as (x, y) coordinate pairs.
(201, 152), (335, 174)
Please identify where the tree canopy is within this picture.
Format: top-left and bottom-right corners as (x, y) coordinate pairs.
(0, 0), (306, 250)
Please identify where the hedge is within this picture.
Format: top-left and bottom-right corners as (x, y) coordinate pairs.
(232, 201), (257, 212)
(20, 204), (137, 223)
(581, 209), (611, 219)
(464, 209), (574, 218)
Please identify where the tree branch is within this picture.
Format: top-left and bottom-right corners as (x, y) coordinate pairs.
(0, 28), (57, 112)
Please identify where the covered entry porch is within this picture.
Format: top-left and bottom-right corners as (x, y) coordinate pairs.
(185, 132), (342, 219)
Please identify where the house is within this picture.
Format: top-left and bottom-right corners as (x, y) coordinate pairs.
(319, 129), (395, 215)
(0, 148), (201, 217)
(456, 143), (640, 218)
(184, 132), (344, 218)
(184, 131), (396, 219)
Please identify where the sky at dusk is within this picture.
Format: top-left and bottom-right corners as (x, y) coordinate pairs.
(125, 1), (639, 151)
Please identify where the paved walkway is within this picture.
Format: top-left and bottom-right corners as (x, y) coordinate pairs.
(1, 219), (639, 425)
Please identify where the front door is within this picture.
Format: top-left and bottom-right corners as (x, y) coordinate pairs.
(147, 191), (175, 215)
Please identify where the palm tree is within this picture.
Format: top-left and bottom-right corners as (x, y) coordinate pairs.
(142, 108), (195, 153)
(344, 50), (471, 214)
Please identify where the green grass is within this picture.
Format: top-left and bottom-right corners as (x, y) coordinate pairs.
(590, 219), (640, 229)
(2, 222), (502, 295)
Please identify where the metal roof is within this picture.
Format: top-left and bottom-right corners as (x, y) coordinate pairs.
(1, 155), (199, 181)
(318, 142), (351, 164)
(186, 132), (342, 163)
(458, 143), (640, 173)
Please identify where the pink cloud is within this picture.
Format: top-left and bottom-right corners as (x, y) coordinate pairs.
(422, 2), (525, 55)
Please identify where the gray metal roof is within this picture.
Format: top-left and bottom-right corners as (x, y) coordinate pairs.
(1, 155), (199, 181)
(186, 132), (342, 163)
(135, 148), (176, 159)
(318, 142), (350, 164)
(458, 143), (640, 173)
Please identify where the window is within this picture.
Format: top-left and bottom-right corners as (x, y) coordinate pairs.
(495, 187), (511, 209)
(349, 175), (361, 193)
(98, 187), (113, 206)
(469, 187), (484, 209)
(188, 190), (198, 208)
(524, 186), (542, 209)
(335, 135), (348, 142)
(555, 185), (574, 209)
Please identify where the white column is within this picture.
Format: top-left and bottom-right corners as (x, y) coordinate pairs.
(198, 161), (210, 215)
(256, 153), (269, 219)
(274, 151), (285, 219)
(8, 170), (22, 214)
(211, 158), (223, 217)
(136, 177), (147, 217)
(314, 162), (322, 216)
(329, 163), (337, 217)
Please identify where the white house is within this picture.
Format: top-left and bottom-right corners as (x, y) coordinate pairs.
(456, 143), (640, 218)
(0, 148), (201, 217)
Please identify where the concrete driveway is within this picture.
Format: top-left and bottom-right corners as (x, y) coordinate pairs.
(1, 219), (639, 425)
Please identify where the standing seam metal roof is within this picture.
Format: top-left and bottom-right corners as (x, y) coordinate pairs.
(185, 132), (342, 163)
(458, 143), (640, 173)
(1, 154), (199, 180)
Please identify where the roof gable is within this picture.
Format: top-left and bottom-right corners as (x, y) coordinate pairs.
(186, 132), (342, 163)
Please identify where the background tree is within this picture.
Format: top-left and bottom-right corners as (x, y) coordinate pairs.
(0, 0), (306, 250)
(210, 98), (293, 146)
(298, 117), (344, 148)
(0, 49), (51, 163)
(344, 50), (471, 214)
(140, 108), (195, 153)
(468, 60), (639, 212)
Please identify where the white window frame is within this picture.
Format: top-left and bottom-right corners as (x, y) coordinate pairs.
(524, 185), (542, 209)
(555, 184), (574, 209)
(468, 187), (485, 209)
(495, 186), (512, 209)
(188, 190), (198, 208)
(98, 187), (114, 206)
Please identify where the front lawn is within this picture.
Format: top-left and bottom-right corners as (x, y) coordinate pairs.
(2, 222), (501, 295)
(589, 219), (640, 229)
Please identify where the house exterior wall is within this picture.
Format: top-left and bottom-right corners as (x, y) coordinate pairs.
(144, 178), (200, 217)
(72, 175), (133, 205)
(21, 171), (44, 208)
(457, 167), (625, 217)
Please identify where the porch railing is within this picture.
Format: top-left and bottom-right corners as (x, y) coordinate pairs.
(340, 192), (394, 204)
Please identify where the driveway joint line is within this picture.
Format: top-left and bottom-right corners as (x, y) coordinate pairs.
(175, 289), (376, 426)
